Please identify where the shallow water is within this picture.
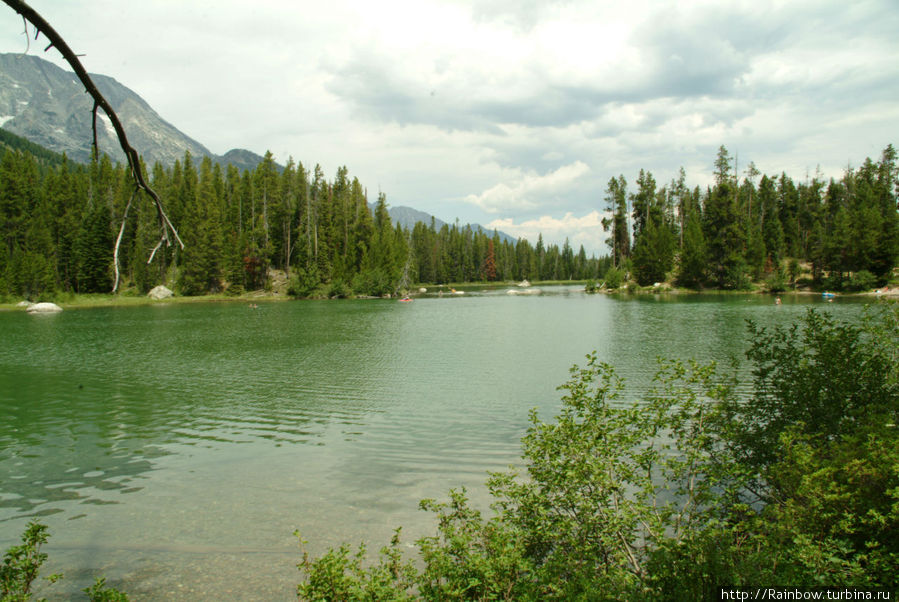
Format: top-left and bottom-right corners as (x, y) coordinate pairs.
(0, 288), (869, 599)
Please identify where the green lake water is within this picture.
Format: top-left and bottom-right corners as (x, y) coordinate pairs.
(0, 288), (870, 600)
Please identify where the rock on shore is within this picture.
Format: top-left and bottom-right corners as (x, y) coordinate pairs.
(26, 302), (63, 313)
(148, 285), (174, 300)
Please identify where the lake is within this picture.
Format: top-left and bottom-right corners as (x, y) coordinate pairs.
(0, 288), (870, 600)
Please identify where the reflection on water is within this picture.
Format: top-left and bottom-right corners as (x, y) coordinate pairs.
(0, 290), (869, 599)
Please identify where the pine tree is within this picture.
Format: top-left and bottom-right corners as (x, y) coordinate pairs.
(704, 146), (747, 288)
(178, 156), (223, 295)
(677, 212), (707, 288)
(601, 175), (629, 268)
(74, 195), (113, 293)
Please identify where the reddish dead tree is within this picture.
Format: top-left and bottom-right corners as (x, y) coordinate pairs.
(484, 239), (497, 281)
(3, 0), (183, 292)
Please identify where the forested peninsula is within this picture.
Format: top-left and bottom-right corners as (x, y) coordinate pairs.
(1, 131), (897, 302)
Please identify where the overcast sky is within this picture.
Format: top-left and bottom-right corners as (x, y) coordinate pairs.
(2, 0), (897, 255)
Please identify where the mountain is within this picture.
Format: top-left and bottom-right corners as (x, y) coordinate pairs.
(0, 53), (265, 170)
(1, 53), (508, 240)
(218, 148), (269, 172)
(386, 205), (517, 244)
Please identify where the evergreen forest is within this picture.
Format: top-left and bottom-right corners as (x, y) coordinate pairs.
(1, 132), (897, 300)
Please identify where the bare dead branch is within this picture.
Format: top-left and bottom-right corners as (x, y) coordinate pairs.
(112, 188), (136, 293)
(91, 101), (99, 161)
(147, 239), (164, 265)
(3, 0), (185, 291)
(20, 14), (28, 53)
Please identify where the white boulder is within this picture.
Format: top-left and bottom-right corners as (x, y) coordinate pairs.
(26, 302), (62, 313)
(148, 285), (174, 300)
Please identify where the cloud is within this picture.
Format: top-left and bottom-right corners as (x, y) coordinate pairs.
(487, 210), (609, 255)
(1, 0), (896, 254)
(465, 161), (591, 214)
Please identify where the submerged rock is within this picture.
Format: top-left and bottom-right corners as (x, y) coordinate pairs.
(26, 302), (62, 313)
(148, 285), (174, 300)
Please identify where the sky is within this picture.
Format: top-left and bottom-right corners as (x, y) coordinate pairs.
(1, 0), (897, 256)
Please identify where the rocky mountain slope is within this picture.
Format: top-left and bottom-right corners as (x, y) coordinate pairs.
(0, 52), (263, 169)
(1, 53), (512, 240)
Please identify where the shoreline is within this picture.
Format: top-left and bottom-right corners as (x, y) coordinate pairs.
(0, 280), (899, 312)
(3, 281), (896, 312)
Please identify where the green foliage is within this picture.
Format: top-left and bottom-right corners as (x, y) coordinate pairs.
(2, 523), (128, 602)
(486, 356), (731, 599)
(287, 266), (321, 298)
(3, 138), (896, 296)
(765, 265), (788, 293)
(296, 529), (417, 601)
(631, 218), (676, 286)
(602, 265), (625, 289)
(760, 428), (899, 587)
(844, 269), (878, 292)
(722, 307), (898, 474)
(676, 213), (707, 288)
(1, 521), (60, 601)
(351, 268), (395, 297)
(416, 490), (533, 600)
(298, 307), (899, 600)
(83, 578), (129, 602)
(326, 279), (351, 299)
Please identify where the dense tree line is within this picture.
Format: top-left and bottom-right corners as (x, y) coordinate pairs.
(0, 140), (603, 300)
(606, 144), (899, 290)
(1, 138), (896, 299)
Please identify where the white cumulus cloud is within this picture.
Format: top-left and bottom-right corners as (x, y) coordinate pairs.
(465, 161), (591, 214)
(487, 210), (609, 256)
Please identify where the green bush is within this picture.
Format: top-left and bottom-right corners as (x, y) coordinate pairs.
(287, 266), (321, 298)
(298, 306), (899, 599)
(1, 521), (60, 601)
(2, 522), (128, 602)
(765, 266), (788, 293)
(602, 266), (624, 289)
(351, 269), (395, 297)
(84, 577), (130, 602)
(326, 279), (351, 299)
(844, 269), (878, 292)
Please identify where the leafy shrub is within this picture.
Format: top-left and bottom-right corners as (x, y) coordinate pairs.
(844, 269), (878, 292)
(326, 279), (350, 299)
(2, 522), (129, 602)
(1, 521), (60, 601)
(298, 307), (899, 599)
(296, 529), (416, 601)
(721, 253), (751, 290)
(84, 577), (130, 602)
(765, 266), (788, 293)
(602, 266), (624, 289)
(287, 266), (321, 298)
(351, 269), (395, 297)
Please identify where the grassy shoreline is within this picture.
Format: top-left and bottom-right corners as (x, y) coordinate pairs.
(4, 279), (894, 312)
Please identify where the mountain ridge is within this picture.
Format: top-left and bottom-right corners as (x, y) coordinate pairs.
(0, 52), (515, 241)
(0, 52), (265, 170)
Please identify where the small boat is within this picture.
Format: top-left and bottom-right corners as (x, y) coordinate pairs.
(822, 291), (836, 298)
(399, 296), (413, 303)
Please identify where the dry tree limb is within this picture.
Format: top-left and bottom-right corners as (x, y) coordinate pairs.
(3, 0), (184, 292)
(112, 187), (136, 293)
